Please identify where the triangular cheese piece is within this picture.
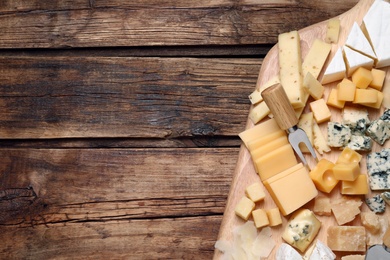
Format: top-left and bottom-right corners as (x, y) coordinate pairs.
(343, 46), (374, 76)
(345, 22), (377, 60)
(321, 47), (346, 84)
(363, 0), (390, 68)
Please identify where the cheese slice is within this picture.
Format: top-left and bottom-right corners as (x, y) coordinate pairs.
(321, 47), (346, 84)
(345, 22), (377, 60)
(343, 46), (374, 76)
(362, 0), (390, 68)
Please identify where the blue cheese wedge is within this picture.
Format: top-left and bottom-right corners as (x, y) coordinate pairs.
(367, 148), (390, 190)
(365, 194), (386, 213)
(347, 135), (373, 152)
(366, 119), (390, 145)
(327, 122), (351, 147)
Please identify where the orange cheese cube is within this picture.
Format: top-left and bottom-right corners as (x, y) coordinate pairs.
(234, 196), (255, 220)
(341, 174), (369, 195)
(353, 88), (378, 104)
(336, 147), (362, 164)
(266, 208), (282, 227)
(333, 162), (360, 181)
(337, 78), (356, 101)
(245, 182), (266, 202)
(264, 165), (318, 216)
(309, 158), (338, 193)
(327, 88), (345, 109)
(361, 89), (384, 109)
(255, 144), (298, 181)
(370, 68), (386, 90)
(352, 67), (373, 89)
(310, 99), (332, 123)
(252, 209), (269, 228)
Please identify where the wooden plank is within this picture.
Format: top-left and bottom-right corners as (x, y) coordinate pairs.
(0, 57), (259, 139)
(0, 216), (221, 259)
(0, 148), (237, 226)
(0, 0), (359, 48)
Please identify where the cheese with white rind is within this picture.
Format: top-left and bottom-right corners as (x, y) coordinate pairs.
(367, 148), (390, 190)
(345, 22), (377, 60)
(321, 47), (346, 84)
(343, 46), (374, 76)
(305, 240), (336, 260)
(362, 0), (390, 68)
(276, 243), (302, 260)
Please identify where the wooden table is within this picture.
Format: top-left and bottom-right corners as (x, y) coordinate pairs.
(0, 1), (359, 259)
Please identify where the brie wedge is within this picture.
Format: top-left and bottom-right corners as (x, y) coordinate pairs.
(345, 22), (377, 61)
(343, 46), (374, 77)
(321, 47), (346, 84)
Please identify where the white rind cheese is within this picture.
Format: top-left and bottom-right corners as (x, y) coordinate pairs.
(367, 148), (390, 190)
(363, 0), (390, 68)
(343, 46), (374, 76)
(276, 243), (302, 260)
(345, 22), (377, 60)
(321, 47), (346, 84)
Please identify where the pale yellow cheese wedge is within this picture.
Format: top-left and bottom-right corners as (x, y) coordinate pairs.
(303, 72), (324, 100)
(249, 101), (270, 124)
(325, 18), (340, 44)
(302, 39), (332, 79)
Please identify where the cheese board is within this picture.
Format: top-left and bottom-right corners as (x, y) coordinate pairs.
(214, 0), (390, 259)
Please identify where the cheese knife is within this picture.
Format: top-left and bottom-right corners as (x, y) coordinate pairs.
(261, 83), (317, 165)
(365, 244), (390, 260)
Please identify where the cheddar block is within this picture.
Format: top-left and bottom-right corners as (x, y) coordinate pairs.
(345, 22), (377, 61)
(343, 46), (374, 77)
(325, 18), (340, 44)
(362, 0), (390, 68)
(331, 196), (362, 225)
(266, 208), (282, 227)
(297, 112), (313, 153)
(309, 158), (338, 193)
(353, 88), (378, 104)
(264, 165), (318, 216)
(370, 68), (386, 90)
(278, 31), (304, 108)
(352, 67), (373, 89)
(337, 78), (356, 101)
(245, 182), (266, 202)
(333, 162), (360, 181)
(309, 99), (331, 123)
(247, 130), (285, 152)
(255, 144), (298, 181)
(360, 89), (384, 109)
(327, 88), (345, 109)
(239, 118), (280, 148)
(235, 196), (255, 220)
(313, 195), (332, 216)
(249, 101), (270, 124)
(336, 147), (362, 164)
(327, 226), (366, 252)
(282, 209), (321, 252)
(302, 39), (332, 79)
(303, 72), (324, 100)
(341, 174), (369, 195)
(322, 47), (346, 84)
(250, 135), (288, 160)
(252, 209), (269, 228)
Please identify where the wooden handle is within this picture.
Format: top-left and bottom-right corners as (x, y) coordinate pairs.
(261, 83), (298, 130)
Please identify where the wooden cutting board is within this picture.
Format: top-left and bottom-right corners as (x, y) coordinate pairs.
(214, 0), (390, 258)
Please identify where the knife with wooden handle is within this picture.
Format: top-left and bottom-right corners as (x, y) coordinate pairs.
(261, 83), (317, 165)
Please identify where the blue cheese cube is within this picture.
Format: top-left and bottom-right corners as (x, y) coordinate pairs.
(327, 122), (351, 147)
(366, 119), (390, 145)
(365, 194), (385, 213)
(342, 106), (370, 127)
(347, 135), (373, 152)
(380, 108), (390, 128)
(367, 148), (390, 190)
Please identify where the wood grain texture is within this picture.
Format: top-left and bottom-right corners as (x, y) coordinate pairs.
(0, 0), (359, 48)
(0, 57), (259, 139)
(215, 0), (390, 259)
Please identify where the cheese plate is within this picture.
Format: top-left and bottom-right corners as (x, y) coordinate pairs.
(214, 0), (390, 259)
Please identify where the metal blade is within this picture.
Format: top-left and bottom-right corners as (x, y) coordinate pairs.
(288, 126), (317, 165)
(366, 244), (390, 260)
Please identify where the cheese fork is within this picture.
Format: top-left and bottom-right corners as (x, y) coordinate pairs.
(261, 83), (317, 165)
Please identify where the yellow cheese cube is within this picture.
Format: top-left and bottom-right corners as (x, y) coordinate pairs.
(264, 165), (318, 216)
(250, 135), (289, 160)
(252, 209), (269, 228)
(325, 18), (340, 44)
(352, 67), (373, 89)
(245, 182), (266, 202)
(370, 68), (386, 90)
(309, 99), (331, 123)
(234, 196), (255, 220)
(309, 158), (338, 193)
(278, 31), (304, 108)
(327, 226), (366, 252)
(266, 208), (282, 227)
(336, 147), (362, 164)
(333, 162), (360, 181)
(302, 39), (332, 79)
(247, 130), (285, 152)
(341, 174), (369, 195)
(303, 72), (325, 100)
(360, 89), (383, 109)
(239, 118), (280, 148)
(337, 78), (356, 101)
(255, 144), (298, 181)
(353, 88), (378, 104)
(249, 101), (270, 124)
(327, 88), (345, 109)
